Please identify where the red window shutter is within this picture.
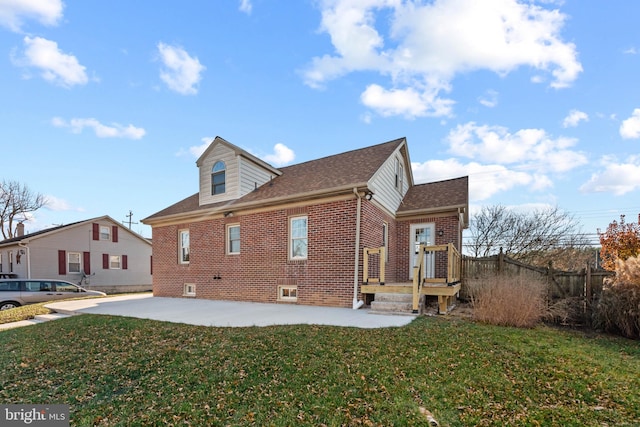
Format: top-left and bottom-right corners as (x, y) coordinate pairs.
(112, 226), (118, 243)
(103, 253), (109, 269)
(58, 250), (66, 275)
(92, 223), (99, 240)
(83, 252), (91, 275)
(122, 255), (128, 270)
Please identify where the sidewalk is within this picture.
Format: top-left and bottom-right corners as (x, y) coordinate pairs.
(2, 294), (415, 330)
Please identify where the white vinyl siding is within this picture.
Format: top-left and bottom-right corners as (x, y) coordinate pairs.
(239, 158), (274, 196)
(368, 150), (409, 213)
(198, 144), (239, 205)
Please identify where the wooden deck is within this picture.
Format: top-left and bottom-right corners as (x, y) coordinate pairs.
(361, 282), (461, 314)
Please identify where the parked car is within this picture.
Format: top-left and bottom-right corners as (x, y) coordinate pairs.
(0, 279), (106, 310)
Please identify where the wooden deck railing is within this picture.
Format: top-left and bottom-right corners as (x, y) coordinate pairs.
(412, 243), (461, 312)
(362, 244), (462, 314)
(363, 247), (385, 284)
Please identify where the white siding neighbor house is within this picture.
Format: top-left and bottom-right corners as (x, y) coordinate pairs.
(0, 216), (152, 293)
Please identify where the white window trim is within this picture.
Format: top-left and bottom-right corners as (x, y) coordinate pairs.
(68, 252), (82, 273)
(110, 255), (121, 270)
(178, 229), (190, 264)
(227, 224), (240, 255)
(100, 225), (111, 241)
(278, 285), (298, 302)
(382, 222), (389, 263)
(183, 283), (196, 297)
(289, 215), (308, 260)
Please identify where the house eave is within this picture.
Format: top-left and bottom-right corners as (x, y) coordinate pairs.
(142, 183), (370, 227)
(396, 204), (468, 222)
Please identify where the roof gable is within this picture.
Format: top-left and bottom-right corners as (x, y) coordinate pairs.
(196, 136), (281, 176)
(0, 215), (152, 247)
(398, 176), (469, 221)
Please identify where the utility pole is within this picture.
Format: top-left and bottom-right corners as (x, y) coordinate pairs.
(123, 210), (138, 230)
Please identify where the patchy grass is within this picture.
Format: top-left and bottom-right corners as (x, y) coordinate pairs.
(0, 294), (146, 325)
(1, 315), (639, 426)
(0, 302), (52, 324)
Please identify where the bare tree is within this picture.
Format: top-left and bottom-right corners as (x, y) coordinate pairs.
(467, 205), (593, 269)
(0, 180), (48, 239)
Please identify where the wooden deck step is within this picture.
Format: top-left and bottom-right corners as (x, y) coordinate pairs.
(369, 292), (420, 315)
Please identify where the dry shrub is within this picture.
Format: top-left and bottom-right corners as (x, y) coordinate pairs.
(466, 272), (547, 328)
(593, 256), (640, 339)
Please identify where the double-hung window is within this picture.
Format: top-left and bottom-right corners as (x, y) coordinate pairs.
(179, 229), (190, 264)
(227, 224), (240, 254)
(68, 252), (81, 273)
(100, 226), (111, 240)
(110, 255), (121, 269)
(290, 216), (308, 260)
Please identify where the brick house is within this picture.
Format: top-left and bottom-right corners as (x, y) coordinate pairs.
(142, 136), (468, 309)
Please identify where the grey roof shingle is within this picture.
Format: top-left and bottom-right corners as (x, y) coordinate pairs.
(398, 176), (468, 213)
(144, 138), (406, 221)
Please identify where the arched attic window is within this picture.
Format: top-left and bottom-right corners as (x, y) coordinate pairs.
(211, 161), (226, 195)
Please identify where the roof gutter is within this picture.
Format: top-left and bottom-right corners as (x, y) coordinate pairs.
(352, 188), (365, 310)
(143, 182), (370, 226)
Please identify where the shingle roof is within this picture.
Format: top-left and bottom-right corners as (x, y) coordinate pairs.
(0, 220), (85, 245)
(144, 138), (406, 221)
(398, 176), (468, 214)
(235, 137), (405, 204)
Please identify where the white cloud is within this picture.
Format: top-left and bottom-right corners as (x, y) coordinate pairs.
(303, 0), (582, 119)
(412, 159), (539, 201)
(620, 108), (640, 139)
(446, 122), (587, 173)
(360, 82), (454, 118)
(12, 36), (88, 88)
(157, 42), (206, 95)
(239, 0), (252, 14)
(562, 109), (588, 128)
(580, 156), (640, 195)
(0, 0), (63, 32)
(478, 90), (499, 108)
(176, 137), (213, 158)
(44, 195), (84, 212)
(264, 143), (295, 166)
(52, 117), (146, 140)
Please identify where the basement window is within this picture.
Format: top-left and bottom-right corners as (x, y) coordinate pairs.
(278, 285), (297, 302)
(183, 283), (196, 297)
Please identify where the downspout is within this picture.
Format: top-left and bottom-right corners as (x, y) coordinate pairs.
(352, 188), (365, 309)
(18, 242), (31, 279)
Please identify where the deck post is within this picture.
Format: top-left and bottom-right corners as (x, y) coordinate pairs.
(412, 266), (420, 314)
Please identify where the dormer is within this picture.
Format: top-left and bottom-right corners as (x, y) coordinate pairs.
(196, 137), (282, 206)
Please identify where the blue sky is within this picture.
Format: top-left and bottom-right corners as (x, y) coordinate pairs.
(1, 0), (639, 245)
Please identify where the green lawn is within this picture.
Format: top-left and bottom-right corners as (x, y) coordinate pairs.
(1, 315), (638, 426)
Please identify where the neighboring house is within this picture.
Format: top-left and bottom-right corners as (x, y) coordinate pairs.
(0, 216), (152, 293)
(142, 136), (468, 308)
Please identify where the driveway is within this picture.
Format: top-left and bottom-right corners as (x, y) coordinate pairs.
(44, 294), (415, 329)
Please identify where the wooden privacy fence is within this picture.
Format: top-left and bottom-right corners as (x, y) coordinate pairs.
(461, 250), (615, 325)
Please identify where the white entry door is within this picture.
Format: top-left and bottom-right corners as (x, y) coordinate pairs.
(409, 224), (435, 280)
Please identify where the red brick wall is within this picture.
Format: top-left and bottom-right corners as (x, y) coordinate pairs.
(396, 215), (461, 282)
(151, 197), (462, 307)
(152, 199), (359, 308)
